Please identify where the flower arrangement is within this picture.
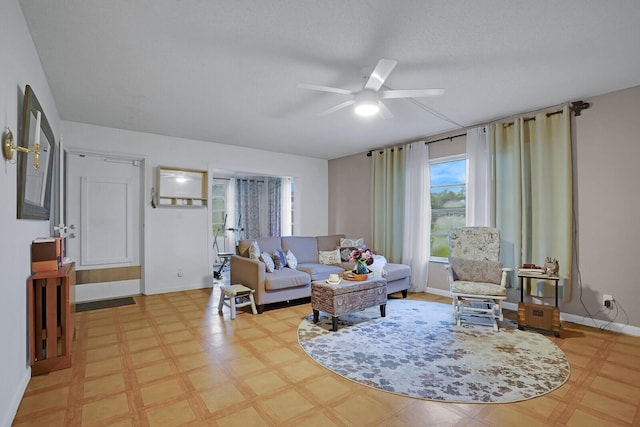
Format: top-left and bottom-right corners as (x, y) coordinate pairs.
(349, 247), (375, 274)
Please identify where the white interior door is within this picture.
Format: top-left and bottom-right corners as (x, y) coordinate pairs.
(66, 152), (143, 302)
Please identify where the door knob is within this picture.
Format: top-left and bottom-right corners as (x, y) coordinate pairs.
(68, 233), (76, 239)
(69, 224), (76, 230)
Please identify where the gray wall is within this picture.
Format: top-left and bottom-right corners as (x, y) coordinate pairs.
(329, 85), (640, 330)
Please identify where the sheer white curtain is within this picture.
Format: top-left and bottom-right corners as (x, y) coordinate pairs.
(280, 178), (292, 236)
(402, 142), (431, 292)
(466, 126), (493, 226)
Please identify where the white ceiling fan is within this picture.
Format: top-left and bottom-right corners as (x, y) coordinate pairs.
(297, 59), (444, 118)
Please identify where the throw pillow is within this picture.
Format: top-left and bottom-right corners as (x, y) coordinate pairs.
(260, 252), (275, 273)
(449, 257), (503, 284)
(286, 250), (298, 269)
(340, 237), (364, 248)
(272, 249), (287, 270)
(319, 249), (341, 265)
(249, 241), (261, 260)
(338, 246), (359, 262)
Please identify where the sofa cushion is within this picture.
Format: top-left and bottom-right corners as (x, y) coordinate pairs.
(383, 263), (412, 282)
(282, 236), (318, 263)
(340, 237), (364, 247)
(339, 246), (359, 262)
(286, 250), (298, 269)
(272, 250), (287, 270)
(316, 234), (345, 251)
(296, 263), (345, 281)
(260, 253), (275, 272)
(264, 269), (310, 291)
(319, 249), (341, 265)
(238, 237), (282, 258)
(248, 241), (261, 260)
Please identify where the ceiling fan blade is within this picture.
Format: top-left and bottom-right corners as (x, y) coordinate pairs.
(381, 88), (445, 99)
(364, 59), (398, 91)
(378, 102), (393, 119)
(297, 83), (353, 95)
(319, 100), (356, 116)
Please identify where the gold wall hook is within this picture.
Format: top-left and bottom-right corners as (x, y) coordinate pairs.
(2, 128), (41, 169)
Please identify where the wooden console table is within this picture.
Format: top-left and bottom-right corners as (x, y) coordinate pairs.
(517, 272), (560, 337)
(28, 263), (76, 375)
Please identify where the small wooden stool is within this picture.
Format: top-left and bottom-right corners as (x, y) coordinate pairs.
(218, 284), (257, 319)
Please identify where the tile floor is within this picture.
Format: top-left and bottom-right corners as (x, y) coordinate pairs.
(12, 286), (640, 426)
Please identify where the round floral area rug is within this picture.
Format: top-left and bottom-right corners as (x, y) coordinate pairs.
(298, 300), (570, 403)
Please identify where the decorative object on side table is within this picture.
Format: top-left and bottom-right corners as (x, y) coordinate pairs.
(545, 257), (559, 276)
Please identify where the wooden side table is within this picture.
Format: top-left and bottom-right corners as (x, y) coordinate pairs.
(517, 272), (560, 337)
(28, 263), (76, 375)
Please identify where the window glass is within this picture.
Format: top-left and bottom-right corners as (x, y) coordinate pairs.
(430, 158), (467, 258)
(290, 181), (295, 235)
(211, 182), (227, 235)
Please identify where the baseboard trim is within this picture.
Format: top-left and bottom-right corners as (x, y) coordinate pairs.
(425, 288), (640, 337)
(2, 367), (31, 427)
(143, 282), (213, 296)
(559, 312), (640, 336)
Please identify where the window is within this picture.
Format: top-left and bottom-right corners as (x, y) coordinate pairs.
(290, 181), (295, 235)
(211, 180), (228, 235)
(430, 156), (467, 259)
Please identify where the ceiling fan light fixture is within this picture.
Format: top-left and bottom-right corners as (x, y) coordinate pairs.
(354, 90), (380, 117)
(355, 102), (379, 116)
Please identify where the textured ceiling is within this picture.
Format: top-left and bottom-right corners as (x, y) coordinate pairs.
(19, 1), (640, 159)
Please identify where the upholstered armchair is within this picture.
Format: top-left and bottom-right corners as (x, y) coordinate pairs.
(444, 227), (512, 331)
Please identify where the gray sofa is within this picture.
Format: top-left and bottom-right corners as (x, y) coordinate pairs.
(230, 234), (411, 312)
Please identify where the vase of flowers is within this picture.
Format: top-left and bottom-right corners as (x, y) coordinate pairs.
(349, 247), (374, 275)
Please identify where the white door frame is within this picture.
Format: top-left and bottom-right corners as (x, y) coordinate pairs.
(65, 148), (148, 296)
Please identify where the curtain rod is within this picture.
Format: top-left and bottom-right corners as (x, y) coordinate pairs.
(366, 100), (589, 157)
(366, 133), (466, 157)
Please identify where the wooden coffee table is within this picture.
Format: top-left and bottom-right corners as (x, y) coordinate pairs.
(311, 277), (387, 331)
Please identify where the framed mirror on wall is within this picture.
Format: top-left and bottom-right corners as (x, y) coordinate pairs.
(18, 85), (55, 220)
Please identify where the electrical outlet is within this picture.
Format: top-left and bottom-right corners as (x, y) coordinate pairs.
(177, 268), (183, 277)
(603, 294), (613, 307)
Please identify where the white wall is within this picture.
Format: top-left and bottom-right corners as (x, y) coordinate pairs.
(60, 121), (329, 295)
(0, 1), (61, 425)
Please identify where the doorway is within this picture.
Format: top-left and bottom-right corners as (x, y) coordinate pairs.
(66, 151), (145, 302)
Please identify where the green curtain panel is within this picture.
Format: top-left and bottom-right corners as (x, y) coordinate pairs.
(491, 106), (572, 301)
(371, 147), (406, 263)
